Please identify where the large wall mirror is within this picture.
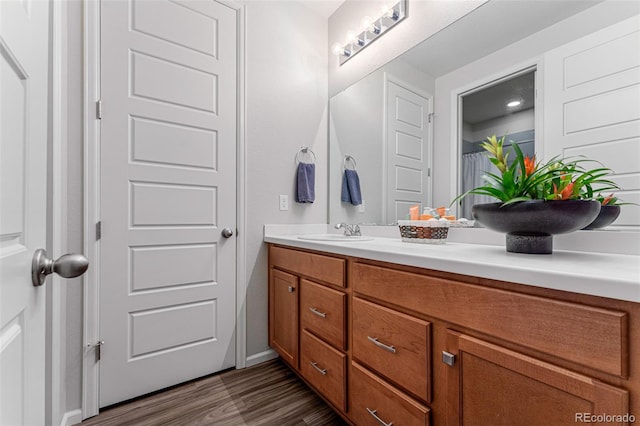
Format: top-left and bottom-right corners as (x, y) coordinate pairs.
(329, 0), (640, 228)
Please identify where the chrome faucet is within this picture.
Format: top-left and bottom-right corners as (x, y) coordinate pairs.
(335, 223), (361, 236)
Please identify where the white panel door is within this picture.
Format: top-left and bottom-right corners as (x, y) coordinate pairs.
(385, 79), (432, 223)
(99, 0), (237, 406)
(544, 15), (640, 227)
(0, 1), (49, 424)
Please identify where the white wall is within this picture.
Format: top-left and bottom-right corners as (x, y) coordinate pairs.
(243, 0), (328, 357)
(432, 1), (640, 209)
(60, 0), (328, 420)
(328, 0), (486, 97)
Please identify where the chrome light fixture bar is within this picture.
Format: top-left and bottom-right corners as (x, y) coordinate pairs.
(331, 0), (407, 66)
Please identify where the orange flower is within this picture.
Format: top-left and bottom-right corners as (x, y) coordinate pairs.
(553, 182), (575, 200)
(523, 155), (536, 176)
(601, 193), (614, 205)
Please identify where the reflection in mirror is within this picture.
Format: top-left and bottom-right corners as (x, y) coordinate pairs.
(329, 63), (433, 226)
(328, 0), (639, 229)
(459, 70), (536, 219)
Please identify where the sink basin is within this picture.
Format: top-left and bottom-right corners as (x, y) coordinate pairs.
(297, 234), (373, 242)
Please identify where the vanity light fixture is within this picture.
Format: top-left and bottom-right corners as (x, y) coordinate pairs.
(332, 0), (406, 66)
(507, 100), (522, 107)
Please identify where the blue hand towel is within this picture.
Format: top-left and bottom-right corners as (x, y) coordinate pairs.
(341, 169), (362, 206)
(296, 162), (315, 203)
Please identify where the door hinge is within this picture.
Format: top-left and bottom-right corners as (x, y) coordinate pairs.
(96, 100), (102, 119)
(427, 168), (431, 177)
(88, 340), (104, 362)
(428, 112), (435, 123)
(96, 221), (102, 240)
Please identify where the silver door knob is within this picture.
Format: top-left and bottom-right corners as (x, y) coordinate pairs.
(31, 249), (89, 287)
(221, 227), (234, 238)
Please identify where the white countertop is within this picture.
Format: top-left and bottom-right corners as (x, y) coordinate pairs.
(264, 225), (640, 303)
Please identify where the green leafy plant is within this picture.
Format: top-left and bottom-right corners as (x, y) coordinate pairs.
(454, 135), (620, 206)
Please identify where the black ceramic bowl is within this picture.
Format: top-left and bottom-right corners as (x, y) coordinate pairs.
(472, 200), (601, 254)
(582, 204), (621, 230)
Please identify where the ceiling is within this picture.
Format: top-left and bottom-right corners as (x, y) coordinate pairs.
(462, 71), (535, 124)
(298, 0), (345, 18)
(401, 1), (599, 78)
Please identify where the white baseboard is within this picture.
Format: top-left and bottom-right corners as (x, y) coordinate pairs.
(60, 409), (82, 426)
(245, 349), (278, 368)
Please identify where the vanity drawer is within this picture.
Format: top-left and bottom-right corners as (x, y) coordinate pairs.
(352, 297), (431, 402)
(270, 246), (345, 287)
(352, 261), (628, 377)
(300, 330), (347, 412)
(350, 362), (430, 426)
(300, 279), (347, 350)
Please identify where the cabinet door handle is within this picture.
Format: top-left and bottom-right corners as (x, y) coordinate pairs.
(366, 408), (393, 426)
(287, 286), (295, 293)
(442, 351), (456, 366)
(310, 361), (327, 375)
(367, 336), (397, 354)
(309, 307), (327, 318)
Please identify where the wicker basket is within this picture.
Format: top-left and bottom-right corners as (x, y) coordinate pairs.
(398, 220), (450, 244)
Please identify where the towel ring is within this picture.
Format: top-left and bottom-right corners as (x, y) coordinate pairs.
(295, 147), (316, 165)
(343, 155), (357, 170)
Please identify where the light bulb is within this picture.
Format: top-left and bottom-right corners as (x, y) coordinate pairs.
(507, 100), (521, 107)
(345, 31), (357, 44)
(331, 42), (344, 56)
(360, 16), (374, 32)
(380, 4), (392, 18)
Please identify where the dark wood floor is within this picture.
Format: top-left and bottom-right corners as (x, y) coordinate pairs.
(81, 358), (347, 426)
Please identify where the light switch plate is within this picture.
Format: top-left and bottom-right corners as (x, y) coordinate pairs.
(279, 195), (289, 211)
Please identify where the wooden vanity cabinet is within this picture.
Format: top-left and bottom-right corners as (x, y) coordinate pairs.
(269, 244), (638, 426)
(268, 245), (349, 417)
(352, 259), (635, 426)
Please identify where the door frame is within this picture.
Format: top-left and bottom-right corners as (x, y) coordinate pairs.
(81, 0), (247, 418)
(448, 58), (543, 219)
(50, 1), (74, 425)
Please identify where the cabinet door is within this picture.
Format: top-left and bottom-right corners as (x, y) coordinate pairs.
(269, 268), (299, 367)
(445, 331), (629, 426)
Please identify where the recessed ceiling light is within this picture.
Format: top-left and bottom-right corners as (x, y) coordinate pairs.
(507, 100), (521, 108)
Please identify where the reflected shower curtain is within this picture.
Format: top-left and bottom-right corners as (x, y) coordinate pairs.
(461, 152), (498, 220)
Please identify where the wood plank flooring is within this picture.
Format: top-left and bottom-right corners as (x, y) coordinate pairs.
(81, 359), (347, 426)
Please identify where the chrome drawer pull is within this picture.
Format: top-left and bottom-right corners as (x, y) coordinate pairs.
(310, 361), (327, 375)
(309, 307), (327, 318)
(366, 408), (393, 426)
(367, 336), (397, 354)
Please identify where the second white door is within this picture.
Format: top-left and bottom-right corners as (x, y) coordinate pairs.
(99, 0), (238, 406)
(385, 78), (432, 223)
